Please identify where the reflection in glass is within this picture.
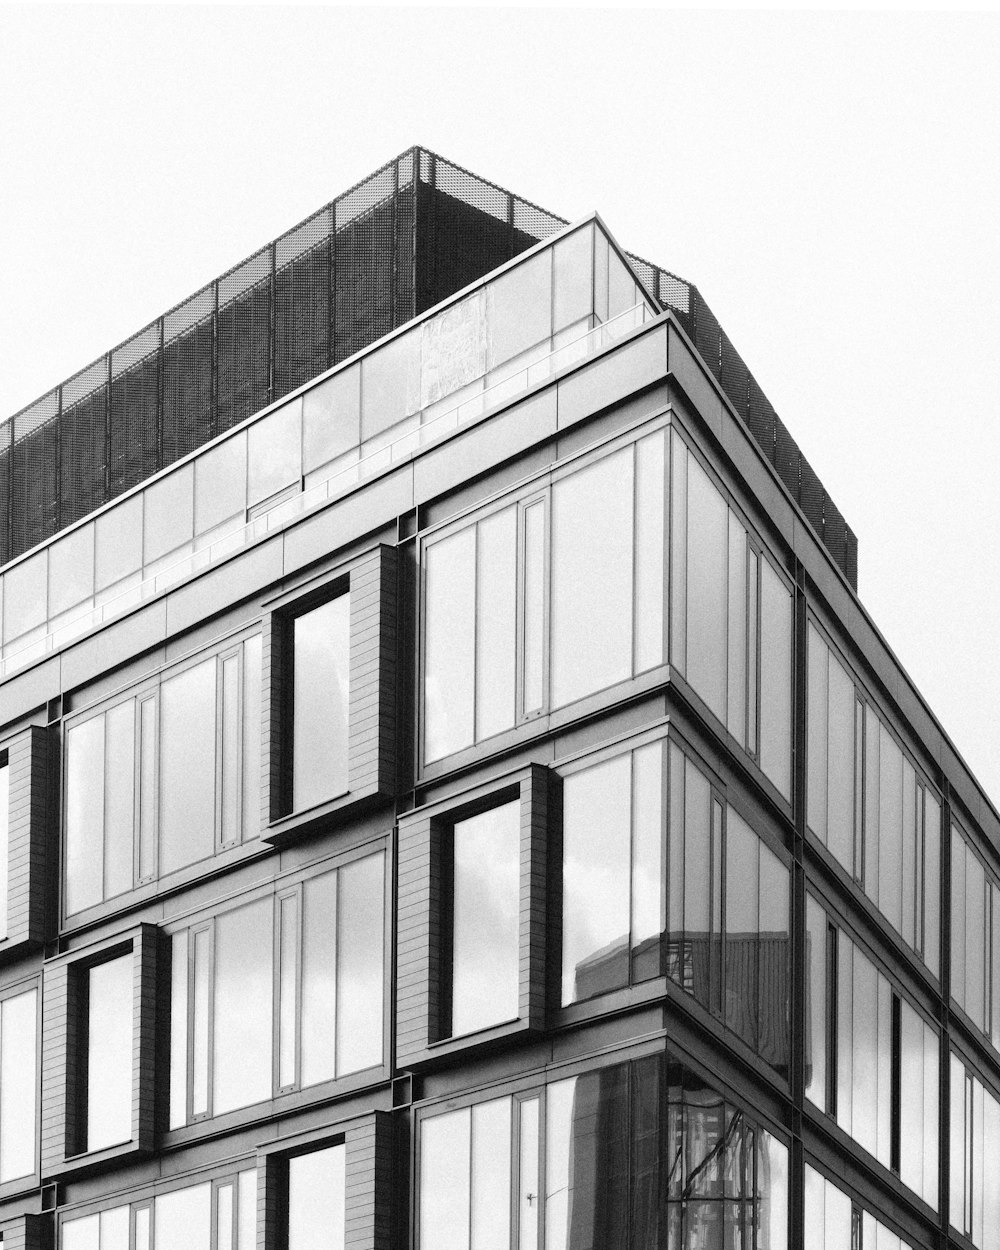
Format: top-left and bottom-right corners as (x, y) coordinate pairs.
(424, 529), (475, 762)
(292, 594), (350, 811)
(65, 717), (106, 915)
(86, 954), (133, 1151)
(451, 802), (519, 1036)
(195, 433), (247, 535)
(551, 448), (633, 709)
(336, 852), (384, 1075)
(804, 896), (827, 1109)
(213, 898), (272, 1114)
(288, 1145), (345, 1250)
(301, 870), (337, 1087)
(160, 658), (216, 875)
(0, 987), (37, 1181)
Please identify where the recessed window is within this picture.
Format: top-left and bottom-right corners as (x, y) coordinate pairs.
(287, 1144), (346, 1249)
(79, 953), (133, 1153)
(447, 800), (520, 1037)
(291, 593), (350, 812)
(0, 985), (37, 1184)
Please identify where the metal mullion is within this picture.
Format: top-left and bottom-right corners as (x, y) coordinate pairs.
(101, 710), (110, 903)
(471, 521), (480, 745)
(213, 653), (225, 851)
(274, 885), (302, 1094)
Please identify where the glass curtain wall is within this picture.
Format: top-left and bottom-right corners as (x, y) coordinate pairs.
(803, 1166), (913, 1250)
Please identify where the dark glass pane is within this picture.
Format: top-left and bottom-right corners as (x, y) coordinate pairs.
(452, 802), (520, 1035)
(726, 515), (747, 746)
(806, 625), (828, 843)
(558, 1064), (630, 1250)
(758, 844), (790, 1073)
(634, 431), (666, 674)
(213, 898), (272, 1114)
(562, 755), (631, 1003)
(804, 897), (827, 1109)
(683, 758), (712, 1009)
(86, 954), (133, 1151)
(288, 1144), (345, 1250)
(724, 810), (758, 1050)
(631, 1057), (662, 1249)
(65, 716), (105, 914)
(826, 649), (855, 872)
(759, 562), (791, 798)
(878, 725), (904, 932)
(160, 658), (216, 876)
(293, 594), (350, 811)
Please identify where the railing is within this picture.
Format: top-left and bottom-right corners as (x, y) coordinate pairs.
(0, 303), (651, 680)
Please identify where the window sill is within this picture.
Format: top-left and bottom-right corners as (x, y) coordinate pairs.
(265, 783), (391, 847)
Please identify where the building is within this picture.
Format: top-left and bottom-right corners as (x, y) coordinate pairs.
(0, 147), (991, 1250)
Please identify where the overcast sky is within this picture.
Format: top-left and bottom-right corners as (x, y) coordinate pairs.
(2, 6), (999, 804)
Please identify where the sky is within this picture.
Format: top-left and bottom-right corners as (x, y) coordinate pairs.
(2, 7), (1000, 803)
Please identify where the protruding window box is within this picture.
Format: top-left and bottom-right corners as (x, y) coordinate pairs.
(263, 544), (398, 848)
(0, 726), (51, 956)
(395, 763), (553, 1069)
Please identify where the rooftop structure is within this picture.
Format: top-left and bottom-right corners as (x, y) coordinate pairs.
(0, 150), (993, 1250)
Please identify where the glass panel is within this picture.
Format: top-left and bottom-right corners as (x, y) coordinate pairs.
(289, 1144), (346, 1250)
(850, 944), (878, 1157)
(135, 1206), (151, 1250)
(899, 1000), (923, 1196)
(608, 250), (638, 319)
(669, 435), (688, 673)
(0, 988), (37, 1182)
(238, 1170), (256, 1250)
(159, 658), (217, 876)
(486, 250), (552, 369)
(100, 1210), (128, 1250)
(213, 898), (272, 1114)
(420, 1107), (471, 1250)
(301, 870), (337, 1087)
(195, 432), (247, 534)
(837, 931), (854, 1137)
(302, 365), (361, 475)
(631, 742), (664, 982)
(924, 792), (941, 976)
(825, 646), (855, 872)
(292, 594), (350, 810)
(807, 624), (828, 843)
(760, 1129), (788, 1249)
(278, 895), (298, 1088)
(95, 493), (143, 592)
(879, 726), (904, 931)
(727, 516), (748, 744)
(923, 1019), (939, 1211)
(247, 398), (302, 507)
(138, 696), (157, 880)
(864, 705), (880, 893)
(3, 550), (47, 641)
(87, 954), (133, 1151)
(420, 291), (487, 411)
(65, 716), (105, 915)
(144, 464), (194, 564)
(984, 1083), (1000, 1244)
(242, 633), (262, 841)
(552, 226), (594, 332)
(471, 1099), (512, 1250)
(335, 852), (384, 1075)
(967, 848), (987, 1031)
(424, 529), (475, 762)
(562, 754), (631, 1003)
(521, 501), (545, 715)
(156, 1182), (212, 1250)
(805, 896), (827, 1109)
(759, 561), (792, 799)
(169, 930), (188, 1129)
(551, 448), (634, 709)
(216, 1183), (233, 1250)
(518, 1097), (540, 1250)
(361, 329), (420, 442)
(545, 1079), (575, 1250)
(685, 456), (727, 720)
(221, 655), (241, 845)
(725, 809), (758, 1049)
(683, 759), (711, 1012)
(0, 764), (7, 939)
(634, 431), (666, 674)
(475, 508), (517, 740)
(758, 843), (790, 1071)
(104, 701), (135, 899)
(49, 523), (95, 618)
(952, 827), (967, 1014)
(452, 802), (520, 1035)
(192, 927), (210, 1116)
(62, 1213), (100, 1250)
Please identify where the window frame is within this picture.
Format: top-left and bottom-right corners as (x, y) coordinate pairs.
(0, 973), (42, 1199)
(395, 763), (553, 1069)
(0, 726), (50, 954)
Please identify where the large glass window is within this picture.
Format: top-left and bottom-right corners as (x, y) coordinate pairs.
(449, 801), (520, 1037)
(803, 1166), (913, 1250)
(64, 633), (262, 916)
(0, 985), (37, 1183)
(670, 437), (793, 800)
(82, 954), (133, 1153)
(0, 757), (8, 941)
(169, 851), (385, 1126)
(950, 821), (1000, 1058)
(287, 1144), (346, 1250)
(950, 1054), (1000, 1250)
(561, 737), (790, 1074)
(806, 896), (938, 1209)
(291, 594), (350, 811)
(423, 429), (667, 765)
(806, 623), (941, 976)
(61, 1168), (255, 1250)
(418, 1050), (788, 1250)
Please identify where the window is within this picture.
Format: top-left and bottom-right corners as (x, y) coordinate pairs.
(80, 954), (133, 1153)
(422, 427), (667, 766)
(395, 767), (550, 1067)
(0, 727), (49, 951)
(0, 758), (7, 943)
(60, 1167), (255, 1250)
(804, 1166), (913, 1250)
(287, 1144), (345, 1250)
(806, 621), (941, 975)
(0, 984), (37, 1186)
(169, 850), (385, 1126)
(950, 819), (1000, 1056)
(805, 896), (938, 1208)
(290, 593), (350, 811)
(417, 1049), (788, 1250)
(560, 735), (791, 1073)
(670, 436), (793, 799)
(951, 1054), (1000, 1250)
(64, 632), (262, 917)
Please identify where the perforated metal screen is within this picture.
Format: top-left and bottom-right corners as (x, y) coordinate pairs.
(0, 146), (858, 588)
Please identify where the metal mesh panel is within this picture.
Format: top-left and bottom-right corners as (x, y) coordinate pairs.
(691, 292), (722, 381)
(109, 327), (160, 499)
(719, 332), (749, 420)
(275, 208), (332, 399)
(656, 269), (691, 319)
(773, 417), (800, 499)
(824, 497), (849, 569)
(218, 247), (272, 431)
(60, 385), (107, 527)
(845, 529), (859, 588)
(747, 378), (776, 465)
(798, 455), (825, 535)
(11, 395), (60, 552)
(334, 189), (399, 363)
(434, 158), (509, 223)
(163, 287), (215, 463)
